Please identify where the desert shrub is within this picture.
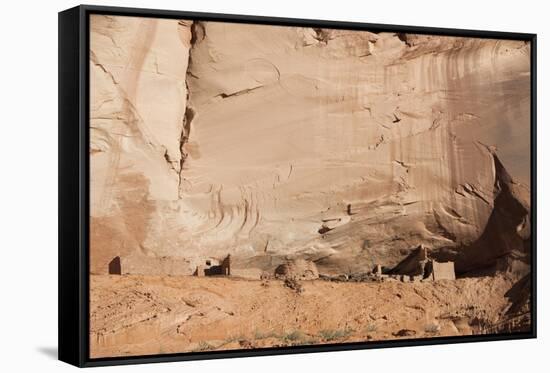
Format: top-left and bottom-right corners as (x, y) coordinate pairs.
(319, 328), (353, 341)
(194, 341), (213, 352)
(365, 323), (377, 332)
(283, 277), (304, 293)
(224, 334), (246, 343)
(282, 330), (304, 342)
(425, 323), (441, 333)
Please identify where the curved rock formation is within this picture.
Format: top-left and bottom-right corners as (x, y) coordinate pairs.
(89, 15), (531, 276)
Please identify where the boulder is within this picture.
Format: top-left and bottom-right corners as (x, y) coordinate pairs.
(274, 259), (319, 280)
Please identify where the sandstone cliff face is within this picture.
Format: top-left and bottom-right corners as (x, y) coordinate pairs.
(89, 15), (531, 275)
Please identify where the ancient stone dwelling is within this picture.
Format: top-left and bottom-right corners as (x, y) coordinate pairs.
(430, 261), (456, 281)
(107, 254), (193, 276)
(388, 245), (456, 281)
(107, 253), (233, 277)
(194, 255), (232, 277)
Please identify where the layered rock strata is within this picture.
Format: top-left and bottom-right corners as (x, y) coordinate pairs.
(90, 15), (531, 276)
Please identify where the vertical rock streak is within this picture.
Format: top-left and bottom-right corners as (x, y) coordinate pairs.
(177, 21), (201, 197)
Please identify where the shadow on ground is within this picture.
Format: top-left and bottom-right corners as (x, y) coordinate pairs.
(37, 346), (57, 360)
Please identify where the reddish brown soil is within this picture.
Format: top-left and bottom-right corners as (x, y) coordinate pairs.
(90, 273), (530, 358)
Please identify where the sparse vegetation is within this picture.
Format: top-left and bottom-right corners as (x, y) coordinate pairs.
(282, 330), (305, 343)
(279, 330), (323, 346)
(194, 341), (214, 352)
(223, 333), (248, 344)
(365, 323), (377, 333)
(284, 277), (304, 293)
(424, 323), (441, 333)
(254, 330), (277, 340)
(319, 328), (353, 341)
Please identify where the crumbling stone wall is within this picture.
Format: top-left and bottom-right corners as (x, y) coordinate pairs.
(194, 255), (231, 276)
(431, 261), (456, 280)
(221, 254), (231, 276)
(109, 254), (193, 276)
(386, 245), (456, 281)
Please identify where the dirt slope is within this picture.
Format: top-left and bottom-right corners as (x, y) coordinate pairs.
(90, 273), (530, 358)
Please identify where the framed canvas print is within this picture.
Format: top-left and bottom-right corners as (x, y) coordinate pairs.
(58, 5), (537, 367)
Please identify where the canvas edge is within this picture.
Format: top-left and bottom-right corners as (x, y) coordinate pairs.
(59, 5), (87, 368)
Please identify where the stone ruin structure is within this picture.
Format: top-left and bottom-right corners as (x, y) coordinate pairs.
(319, 245), (455, 283)
(107, 253), (234, 278)
(194, 254), (231, 277)
(274, 258), (320, 280)
(106, 246), (454, 284)
(429, 261), (456, 281)
(388, 245), (456, 281)
(108, 254), (193, 276)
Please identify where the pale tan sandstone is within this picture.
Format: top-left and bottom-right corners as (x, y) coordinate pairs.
(89, 16), (531, 278)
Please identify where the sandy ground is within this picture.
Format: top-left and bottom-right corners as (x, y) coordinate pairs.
(90, 274), (530, 358)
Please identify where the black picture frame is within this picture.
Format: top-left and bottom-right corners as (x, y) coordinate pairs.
(59, 4), (537, 367)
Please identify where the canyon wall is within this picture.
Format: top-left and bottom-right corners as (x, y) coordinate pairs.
(89, 15), (531, 275)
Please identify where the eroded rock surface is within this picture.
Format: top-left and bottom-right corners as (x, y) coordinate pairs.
(90, 15), (531, 276)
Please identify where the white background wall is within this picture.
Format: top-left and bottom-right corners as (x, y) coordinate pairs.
(0, 0), (547, 371)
